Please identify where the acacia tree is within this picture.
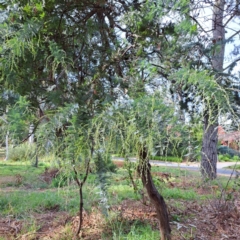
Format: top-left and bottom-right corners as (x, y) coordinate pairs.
(1, 0), (239, 237)
(93, 93), (183, 239)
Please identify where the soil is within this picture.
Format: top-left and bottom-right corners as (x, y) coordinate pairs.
(39, 168), (59, 184)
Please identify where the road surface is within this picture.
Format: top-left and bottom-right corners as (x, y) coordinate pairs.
(113, 157), (240, 177)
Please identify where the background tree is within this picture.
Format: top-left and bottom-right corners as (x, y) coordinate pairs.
(122, 0), (240, 179)
(0, 95), (36, 160)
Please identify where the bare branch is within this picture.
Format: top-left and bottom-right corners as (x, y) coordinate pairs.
(225, 29), (240, 42)
(223, 57), (240, 71)
(189, 15), (213, 34)
(224, 13), (235, 27)
(121, 44), (134, 57)
(73, 166), (81, 187)
(226, 88), (240, 92)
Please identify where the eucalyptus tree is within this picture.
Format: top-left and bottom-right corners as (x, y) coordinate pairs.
(198, 0), (240, 179)
(171, 0), (240, 179)
(123, 0), (240, 179)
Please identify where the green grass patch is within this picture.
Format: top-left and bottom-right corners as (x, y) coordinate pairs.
(0, 189), (76, 217)
(1, 156), (238, 240)
(0, 184), (101, 217)
(226, 164), (240, 170)
(218, 154), (240, 162)
(151, 165), (200, 178)
(103, 217), (159, 240)
(108, 184), (140, 203)
(0, 161), (46, 177)
(0, 161), (49, 188)
(162, 187), (197, 200)
(150, 155), (182, 162)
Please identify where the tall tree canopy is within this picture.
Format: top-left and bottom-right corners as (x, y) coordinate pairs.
(0, 0), (137, 120)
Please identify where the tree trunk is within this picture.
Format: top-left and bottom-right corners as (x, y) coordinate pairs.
(33, 141), (38, 168)
(29, 124), (34, 144)
(201, 0), (225, 180)
(138, 148), (171, 240)
(212, 0), (225, 71)
(201, 113), (218, 179)
(5, 131), (9, 161)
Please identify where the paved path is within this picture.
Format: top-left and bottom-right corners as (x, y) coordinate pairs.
(113, 157), (240, 176)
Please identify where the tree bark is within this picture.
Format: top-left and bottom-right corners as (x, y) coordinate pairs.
(5, 131), (9, 161)
(201, 113), (218, 179)
(212, 0), (225, 71)
(28, 124), (34, 144)
(138, 148), (171, 240)
(201, 0), (225, 180)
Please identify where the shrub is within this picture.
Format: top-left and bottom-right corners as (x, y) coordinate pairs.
(218, 154), (233, 162)
(8, 143), (36, 161)
(232, 156), (240, 161)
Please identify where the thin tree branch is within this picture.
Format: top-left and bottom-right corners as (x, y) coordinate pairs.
(226, 88), (240, 92)
(223, 57), (240, 71)
(121, 44), (134, 57)
(225, 29), (240, 42)
(224, 13), (235, 27)
(189, 15), (213, 34)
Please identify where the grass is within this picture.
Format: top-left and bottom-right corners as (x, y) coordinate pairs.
(226, 164), (240, 170)
(0, 160), (101, 217)
(108, 184), (140, 203)
(151, 165), (201, 178)
(105, 219), (160, 240)
(0, 161), (50, 189)
(0, 183), (102, 217)
(0, 161), (46, 177)
(150, 155), (182, 162)
(0, 190), (66, 216)
(0, 161), (203, 222)
(0, 159), (239, 239)
(162, 187), (198, 200)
